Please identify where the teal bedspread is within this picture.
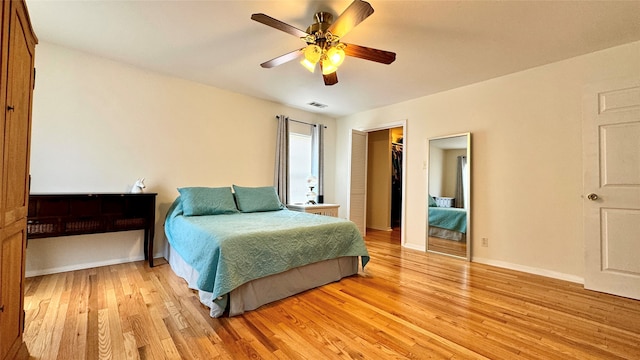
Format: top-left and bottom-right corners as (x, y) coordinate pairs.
(428, 207), (467, 233)
(165, 197), (369, 298)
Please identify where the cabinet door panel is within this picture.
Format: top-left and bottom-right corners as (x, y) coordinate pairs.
(0, 225), (26, 359)
(2, 1), (35, 226)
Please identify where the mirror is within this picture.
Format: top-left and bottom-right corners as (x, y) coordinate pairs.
(427, 133), (471, 260)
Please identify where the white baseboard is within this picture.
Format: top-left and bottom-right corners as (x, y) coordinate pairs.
(472, 257), (584, 284)
(393, 246), (584, 284)
(402, 243), (426, 252)
(25, 252), (164, 278)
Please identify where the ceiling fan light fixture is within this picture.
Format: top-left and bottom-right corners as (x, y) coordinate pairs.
(321, 59), (338, 75)
(326, 46), (345, 67)
(303, 44), (322, 63)
(252, 0), (395, 86)
(300, 58), (317, 73)
(301, 44), (322, 72)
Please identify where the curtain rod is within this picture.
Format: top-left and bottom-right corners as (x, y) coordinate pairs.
(277, 115), (328, 128)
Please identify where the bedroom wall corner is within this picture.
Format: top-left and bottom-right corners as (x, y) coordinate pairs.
(27, 42), (337, 275)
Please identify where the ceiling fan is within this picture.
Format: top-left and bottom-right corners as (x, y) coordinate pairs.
(251, 0), (396, 86)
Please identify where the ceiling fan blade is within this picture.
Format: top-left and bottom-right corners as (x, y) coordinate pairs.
(343, 43), (396, 64)
(260, 48), (304, 68)
(327, 0), (374, 38)
(323, 71), (338, 86)
(251, 13), (309, 38)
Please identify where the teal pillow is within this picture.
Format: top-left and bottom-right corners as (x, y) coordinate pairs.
(428, 194), (437, 207)
(178, 187), (238, 216)
(232, 185), (284, 213)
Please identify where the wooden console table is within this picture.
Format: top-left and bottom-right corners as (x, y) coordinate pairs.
(27, 193), (157, 267)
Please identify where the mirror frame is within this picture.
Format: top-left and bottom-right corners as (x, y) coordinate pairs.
(426, 132), (471, 260)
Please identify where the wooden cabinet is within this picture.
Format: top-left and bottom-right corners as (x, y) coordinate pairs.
(0, 0), (36, 359)
(286, 203), (340, 217)
(28, 193), (158, 267)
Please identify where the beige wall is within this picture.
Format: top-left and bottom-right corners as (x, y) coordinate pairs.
(26, 42), (336, 276)
(335, 41), (640, 282)
(428, 147), (444, 197)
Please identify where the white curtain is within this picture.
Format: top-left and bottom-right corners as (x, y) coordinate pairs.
(311, 124), (325, 203)
(274, 115), (290, 204)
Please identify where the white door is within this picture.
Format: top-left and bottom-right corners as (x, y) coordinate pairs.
(349, 130), (368, 235)
(583, 78), (640, 300)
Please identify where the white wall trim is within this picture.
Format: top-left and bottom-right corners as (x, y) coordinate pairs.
(355, 119), (407, 133)
(26, 255), (147, 277)
(403, 243), (426, 252)
(472, 257), (585, 284)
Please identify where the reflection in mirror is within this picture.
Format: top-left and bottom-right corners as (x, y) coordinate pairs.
(427, 133), (471, 260)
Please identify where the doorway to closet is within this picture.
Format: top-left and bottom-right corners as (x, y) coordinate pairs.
(366, 126), (403, 241)
(347, 120), (406, 245)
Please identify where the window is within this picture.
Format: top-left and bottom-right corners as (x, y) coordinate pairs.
(289, 131), (313, 204)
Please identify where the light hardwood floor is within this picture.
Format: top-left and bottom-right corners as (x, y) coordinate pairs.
(427, 236), (467, 258)
(23, 229), (640, 359)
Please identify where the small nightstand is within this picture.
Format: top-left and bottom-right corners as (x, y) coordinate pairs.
(286, 203), (340, 217)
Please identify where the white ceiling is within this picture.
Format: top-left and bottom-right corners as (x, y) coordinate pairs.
(25, 0), (640, 117)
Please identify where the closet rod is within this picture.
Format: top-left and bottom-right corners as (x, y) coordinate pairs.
(277, 115), (328, 128)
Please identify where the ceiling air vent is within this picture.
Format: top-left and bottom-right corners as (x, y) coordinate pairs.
(307, 101), (328, 109)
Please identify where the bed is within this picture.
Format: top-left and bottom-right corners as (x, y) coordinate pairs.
(164, 185), (370, 317)
(428, 205), (467, 241)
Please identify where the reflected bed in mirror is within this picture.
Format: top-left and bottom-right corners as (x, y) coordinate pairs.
(427, 133), (471, 260)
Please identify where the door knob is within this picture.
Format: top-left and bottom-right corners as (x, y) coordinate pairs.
(587, 193), (599, 201)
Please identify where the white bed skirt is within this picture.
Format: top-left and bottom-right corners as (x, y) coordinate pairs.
(167, 244), (359, 317)
(428, 226), (466, 242)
